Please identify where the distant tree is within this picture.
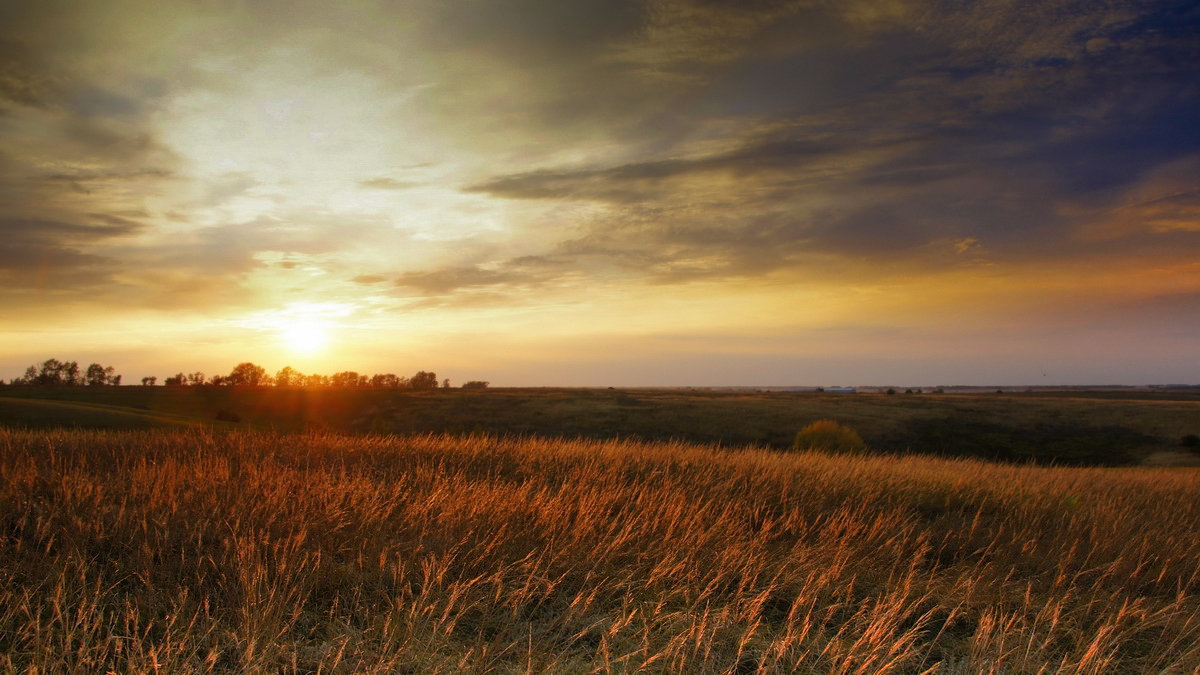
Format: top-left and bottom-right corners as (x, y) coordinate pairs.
(187, 372), (206, 386)
(886, 388), (896, 395)
(210, 375), (228, 386)
(370, 373), (403, 388)
(331, 371), (361, 387)
(164, 372), (187, 386)
(111, 374), (122, 386)
(141, 376), (157, 386)
(19, 365), (37, 384)
(85, 363), (104, 386)
(461, 380), (489, 390)
(304, 373), (328, 387)
(442, 378), (451, 389)
(275, 366), (302, 387)
(227, 362), (269, 386)
(36, 359), (65, 385)
(410, 371), (438, 390)
(64, 361), (81, 385)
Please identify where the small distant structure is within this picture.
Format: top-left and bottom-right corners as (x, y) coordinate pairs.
(825, 386), (856, 394)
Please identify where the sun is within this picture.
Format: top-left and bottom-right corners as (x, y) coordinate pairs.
(277, 317), (330, 355)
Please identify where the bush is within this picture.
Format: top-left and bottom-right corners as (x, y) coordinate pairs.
(215, 409), (241, 423)
(793, 419), (867, 453)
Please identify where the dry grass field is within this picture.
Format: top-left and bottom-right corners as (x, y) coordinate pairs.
(2, 428), (1199, 672)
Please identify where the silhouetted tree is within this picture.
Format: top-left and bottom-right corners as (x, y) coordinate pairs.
(164, 372), (187, 386)
(85, 362), (112, 384)
(85, 363), (119, 386)
(141, 376), (157, 386)
(461, 381), (489, 390)
(65, 361), (81, 385)
(410, 371), (438, 390)
(331, 371), (361, 387)
(442, 378), (451, 389)
(187, 372), (206, 386)
(370, 373), (403, 388)
(275, 366), (303, 387)
(227, 362), (269, 386)
(39, 360), (61, 385)
(304, 373), (328, 387)
(35, 359), (76, 385)
(18, 365), (37, 384)
(86, 363), (106, 386)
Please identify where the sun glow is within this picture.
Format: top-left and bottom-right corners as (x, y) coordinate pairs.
(279, 317), (330, 355)
(232, 302), (356, 359)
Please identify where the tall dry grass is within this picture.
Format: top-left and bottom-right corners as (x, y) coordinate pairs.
(1, 428), (1198, 672)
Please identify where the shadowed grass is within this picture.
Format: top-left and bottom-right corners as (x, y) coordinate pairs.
(1, 428), (1198, 672)
(3, 386), (1198, 464)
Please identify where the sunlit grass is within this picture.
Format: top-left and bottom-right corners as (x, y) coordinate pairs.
(1, 428), (1198, 672)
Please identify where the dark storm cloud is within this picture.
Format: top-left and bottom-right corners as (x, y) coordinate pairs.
(0, 37), (52, 109)
(2, 0), (1198, 318)
(451, 0), (1200, 292)
(38, 167), (175, 195)
(469, 137), (847, 201)
(0, 215), (144, 296)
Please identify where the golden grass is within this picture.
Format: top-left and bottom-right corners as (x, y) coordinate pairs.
(1, 428), (1198, 672)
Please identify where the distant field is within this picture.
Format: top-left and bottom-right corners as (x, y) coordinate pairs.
(0, 396), (196, 430)
(2, 385), (1198, 465)
(2, 428), (1198, 672)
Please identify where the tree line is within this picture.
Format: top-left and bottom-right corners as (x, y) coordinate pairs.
(5, 359), (490, 390)
(7, 359), (121, 386)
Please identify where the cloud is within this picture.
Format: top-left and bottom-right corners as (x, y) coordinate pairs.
(0, 37), (52, 109)
(393, 256), (571, 295)
(468, 136), (847, 201)
(0, 215), (145, 303)
(1, 0), (1198, 384)
(358, 177), (418, 190)
(452, 0), (1200, 289)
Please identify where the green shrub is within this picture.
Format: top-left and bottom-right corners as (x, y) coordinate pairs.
(793, 419), (867, 453)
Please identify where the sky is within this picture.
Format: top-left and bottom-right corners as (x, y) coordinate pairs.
(1, 0), (1198, 387)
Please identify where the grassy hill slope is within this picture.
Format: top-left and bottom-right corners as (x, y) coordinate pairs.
(0, 396), (200, 430)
